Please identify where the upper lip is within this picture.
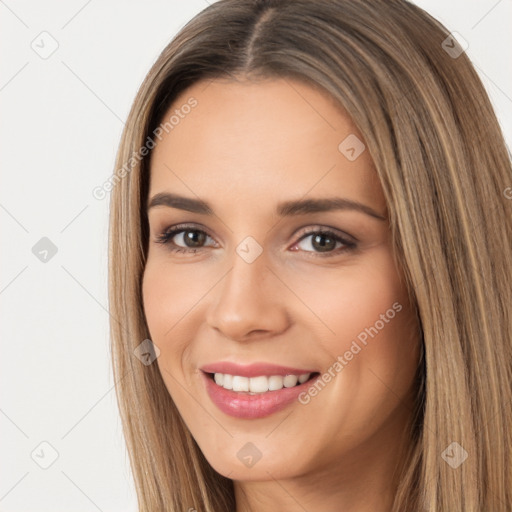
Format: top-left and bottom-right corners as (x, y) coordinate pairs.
(200, 362), (318, 377)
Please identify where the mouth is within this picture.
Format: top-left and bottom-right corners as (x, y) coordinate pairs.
(205, 371), (320, 394)
(200, 369), (321, 419)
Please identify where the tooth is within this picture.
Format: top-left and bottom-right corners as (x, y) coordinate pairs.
(283, 375), (298, 387)
(214, 373), (311, 392)
(222, 374), (233, 390)
(268, 375), (284, 391)
(232, 375), (249, 392)
(298, 373), (310, 384)
(249, 376), (269, 393)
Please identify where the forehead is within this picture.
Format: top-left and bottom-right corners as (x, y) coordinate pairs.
(149, 78), (385, 214)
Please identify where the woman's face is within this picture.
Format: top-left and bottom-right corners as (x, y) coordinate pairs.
(143, 77), (420, 483)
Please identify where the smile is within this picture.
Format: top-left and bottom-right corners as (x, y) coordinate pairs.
(200, 364), (320, 419)
(211, 372), (312, 393)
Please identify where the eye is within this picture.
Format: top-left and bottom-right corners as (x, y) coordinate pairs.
(290, 227), (357, 257)
(154, 224), (216, 254)
(154, 224), (357, 258)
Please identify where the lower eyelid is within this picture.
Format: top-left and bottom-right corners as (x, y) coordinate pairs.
(155, 226), (356, 256)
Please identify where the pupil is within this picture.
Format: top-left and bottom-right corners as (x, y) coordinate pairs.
(185, 230), (206, 247)
(313, 234), (335, 252)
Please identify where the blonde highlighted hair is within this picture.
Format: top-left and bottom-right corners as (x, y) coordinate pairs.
(108, 1), (512, 510)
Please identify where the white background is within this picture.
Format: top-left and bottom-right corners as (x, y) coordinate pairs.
(1, 1), (510, 510)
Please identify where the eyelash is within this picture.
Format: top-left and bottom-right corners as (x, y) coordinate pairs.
(154, 223), (357, 258)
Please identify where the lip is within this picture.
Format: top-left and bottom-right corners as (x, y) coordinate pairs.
(200, 361), (317, 378)
(200, 367), (320, 419)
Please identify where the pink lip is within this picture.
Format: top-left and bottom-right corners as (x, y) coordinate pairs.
(200, 368), (319, 419)
(200, 361), (317, 377)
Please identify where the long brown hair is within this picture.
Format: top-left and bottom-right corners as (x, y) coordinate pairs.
(108, 1), (512, 510)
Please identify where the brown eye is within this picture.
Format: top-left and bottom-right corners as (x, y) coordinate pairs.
(155, 224), (216, 253)
(180, 230), (207, 248)
(292, 228), (357, 257)
(309, 233), (337, 252)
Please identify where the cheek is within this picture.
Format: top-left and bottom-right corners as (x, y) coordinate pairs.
(292, 247), (419, 388)
(293, 253), (409, 340)
(142, 262), (201, 416)
(141, 259), (199, 373)
(142, 264), (171, 332)
(289, 252), (420, 450)
(142, 256), (208, 338)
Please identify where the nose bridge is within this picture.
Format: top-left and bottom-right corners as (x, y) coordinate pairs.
(225, 251), (265, 302)
(206, 242), (289, 340)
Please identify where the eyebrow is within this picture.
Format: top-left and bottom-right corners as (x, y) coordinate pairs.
(147, 192), (387, 221)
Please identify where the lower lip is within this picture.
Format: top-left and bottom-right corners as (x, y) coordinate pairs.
(201, 371), (318, 419)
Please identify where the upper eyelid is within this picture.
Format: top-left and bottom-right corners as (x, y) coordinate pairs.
(157, 223), (356, 245)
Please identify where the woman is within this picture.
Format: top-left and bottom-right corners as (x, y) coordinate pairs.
(108, 1), (512, 510)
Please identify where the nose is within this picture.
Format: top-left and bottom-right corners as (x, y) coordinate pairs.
(206, 250), (291, 342)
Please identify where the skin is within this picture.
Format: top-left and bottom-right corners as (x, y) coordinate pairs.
(142, 77), (421, 512)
